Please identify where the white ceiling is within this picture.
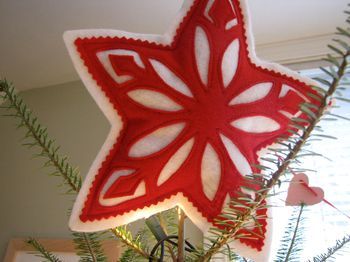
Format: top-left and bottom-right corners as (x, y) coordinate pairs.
(0, 0), (347, 91)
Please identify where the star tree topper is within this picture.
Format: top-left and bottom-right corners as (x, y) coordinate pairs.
(64, 0), (316, 259)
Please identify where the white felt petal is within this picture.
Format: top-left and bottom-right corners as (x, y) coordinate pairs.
(129, 123), (186, 158)
(97, 49), (145, 84)
(100, 169), (135, 196)
(279, 84), (291, 98)
(157, 138), (195, 186)
(99, 169), (146, 206)
(279, 110), (294, 119)
(100, 181), (146, 206)
(195, 26), (210, 86)
(103, 49), (145, 68)
(150, 59), (193, 98)
(222, 39), (239, 88)
(279, 84), (309, 102)
(204, 0), (215, 23)
(229, 82), (273, 106)
(231, 116), (280, 133)
(225, 19), (238, 30)
(201, 143), (221, 201)
(128, 89), (183, 112)
(220, 134), (252, 177)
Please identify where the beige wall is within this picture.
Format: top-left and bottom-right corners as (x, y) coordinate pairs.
(0, 81), (202, 259)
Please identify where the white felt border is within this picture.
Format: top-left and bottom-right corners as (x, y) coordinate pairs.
(64, 0), (315, 260)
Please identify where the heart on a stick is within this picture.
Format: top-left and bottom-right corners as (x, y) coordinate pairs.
(286, 173), (324, 206)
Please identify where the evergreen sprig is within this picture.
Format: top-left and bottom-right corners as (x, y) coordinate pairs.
(26, 238), (63, 262)
(0, 80), (146, 261)
(310, 235), (350, 262)
(275, 205), (306, 262)
(72, 232), (107, 262)
(197, 6), (350, 261)
(112, 226), (151, 259)
(118, 208), (184, 261)
(0, 80), (108, 261)
(0, 79), (82, 194)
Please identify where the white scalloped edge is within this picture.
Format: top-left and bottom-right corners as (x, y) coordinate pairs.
(63, 1), (315, 260)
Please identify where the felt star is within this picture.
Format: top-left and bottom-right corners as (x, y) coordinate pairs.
(64, 0), (316, 259)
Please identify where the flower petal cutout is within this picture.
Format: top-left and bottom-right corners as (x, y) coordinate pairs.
(229, 82), (273, 106)
(129, 123), (186, 158)
(128, 89), (184, 112)
(201, 143), (221, 201)
(99, 169), (146, 206)
(225, 19), (238, 30)
(231, 116), (280, 133)
(157, 138), (195, 186)
(222, 39), (239, 88)
(220, 134), (252, 177)
(97, 49), (145, 84)
(149, 59), (194, 98)
(195, 26), (210, 86)
(204, 0), (215, 23)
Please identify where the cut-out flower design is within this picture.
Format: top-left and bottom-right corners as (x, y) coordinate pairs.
(65, 0), (316, 252)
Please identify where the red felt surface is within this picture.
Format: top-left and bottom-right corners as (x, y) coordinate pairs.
(73, 0), (318, 251)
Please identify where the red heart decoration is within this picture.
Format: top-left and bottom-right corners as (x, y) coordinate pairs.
(286, 173), (324, 206)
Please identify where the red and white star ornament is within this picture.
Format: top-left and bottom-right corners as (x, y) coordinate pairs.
(64, 0), (318, 260)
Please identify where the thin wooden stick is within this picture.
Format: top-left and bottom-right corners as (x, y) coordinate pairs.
(177, 208), (186, 262)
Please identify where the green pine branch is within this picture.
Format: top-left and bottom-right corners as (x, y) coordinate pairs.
(197, 8), (350, 261)
(112, 227), (151, 259)
(0, 79), (81, 194)
(310, 235), (350, 262)
(275, 205), (305, 262)
(0, 80), (146, 261)
(118, 208), (183, 261)
(72, 232), (107, 262)
(26, 238), (63, 262)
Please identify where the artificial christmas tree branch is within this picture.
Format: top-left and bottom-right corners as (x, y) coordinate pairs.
(198, 18), (350, 262)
